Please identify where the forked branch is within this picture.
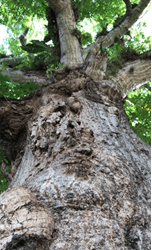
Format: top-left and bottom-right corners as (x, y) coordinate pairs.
(83, 0), (150, 58)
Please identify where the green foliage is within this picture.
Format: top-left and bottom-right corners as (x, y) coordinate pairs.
(31, 51), (58, 70)
(0, 45), (7, 54)
(80, 31), (93, 47)
(5, 35), (26, 57)
(124, 22), (151, 53)
(73, 0), (126, 25)
(107, 42), (124, 62)
(107, 22), (151, 62)
(46, 63), (64, 77)
(0, 146), (11, 194)
(0, 67), (39, 99)
(20, 39), (60, 71)
(124, 82), (151, 145)
(15, 56), (32, 69)
(0, 0), (47, 28)
(21, 40), (51, 54)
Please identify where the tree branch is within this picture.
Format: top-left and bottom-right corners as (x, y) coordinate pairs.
(109, 58), (151, 98)
(83, 0), (150, 58)
(0, 66), (46, 85)
(19, 28), (29, 46)
(123, 0), (132, 12)
(0, 56), (29, 66)
(46, 0), (83, 67)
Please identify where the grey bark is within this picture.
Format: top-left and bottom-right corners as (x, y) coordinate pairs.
(0, 68), (151, 250)
(0, 0), (151, 249)
(0, 187), (54, 250)
(47, 0), (83, 67)
(0, 56), (28, 66)
(0, 56), (150, 97)
(0, 66), (47, 85)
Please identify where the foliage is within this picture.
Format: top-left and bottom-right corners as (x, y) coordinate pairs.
(107, 24), (151, 62)
(5, 36), (26, 57)
(106, 22), (151, 79)
(21, 39), (51, 54)
(124, 22), (151, 53)
(0, 146), (11, 194)
(0, 45), (7, 55)
(0, 0), (47, 28)
(46, 63), (64, 77)
(81, 31), (93, 47)
(20, 40), (60, 71)
(124, 82), (151, 145)
(0, 66), (39, 99)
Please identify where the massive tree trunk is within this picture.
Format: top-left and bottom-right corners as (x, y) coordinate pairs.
(0, 65), (151, 250)
(0, 0), (151, 249)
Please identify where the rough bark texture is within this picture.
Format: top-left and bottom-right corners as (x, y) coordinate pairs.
(109, 58), (151, 97)
(48, 0), (83, 67)
(0, 0), (151, 249)
(0, 68), (150, 250)
(0, 187), (54, 250)
(1, 56), (150, 96)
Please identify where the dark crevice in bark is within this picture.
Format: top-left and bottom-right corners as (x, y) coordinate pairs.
(5, 234), (51, 250)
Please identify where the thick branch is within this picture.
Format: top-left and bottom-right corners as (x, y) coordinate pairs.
(83, 0), (150, 58)
(110, 58), (151, 98)
(123, 0), (132, 12)
(46, 0), (83, 67)
(0, 56), (28, 66)
(0, 66), (46, 85)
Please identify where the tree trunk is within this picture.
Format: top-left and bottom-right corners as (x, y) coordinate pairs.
(0, 66), (150, 249)
(48, 0), (83, 67)
(0, 0), (151, 248)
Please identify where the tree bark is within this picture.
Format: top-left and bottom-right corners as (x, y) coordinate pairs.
(0, 0), (151, 249)
(0, 66), (150, 250)
(0, 56), (150, 95)
(47, 0), (83, 67)
(0, 66), (47, 85)
(109, 57), (151, 97)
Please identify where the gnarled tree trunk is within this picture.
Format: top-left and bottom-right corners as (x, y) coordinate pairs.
(0, 0), (151, 249)
(0, 65), (151, 249)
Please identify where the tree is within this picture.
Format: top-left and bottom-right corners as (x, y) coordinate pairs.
(0, 0), (151, 249)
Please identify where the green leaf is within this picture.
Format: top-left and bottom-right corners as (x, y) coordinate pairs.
(124, 83), (151, 145)
(21, 40), (51, 53)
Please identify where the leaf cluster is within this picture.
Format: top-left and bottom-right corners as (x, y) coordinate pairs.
(124, 22), (151, 53)
(0, 67), (39, 99)
(0, 0), (47, 27)
(0, 146), (11, 194)
(124, 82), (151, 145)
(107, 22), (151, 63)
(21, 39), (51, 54)
(106, 22), (151, 78)
(81, 31), (93, 47)
(73, 0), (126, 26)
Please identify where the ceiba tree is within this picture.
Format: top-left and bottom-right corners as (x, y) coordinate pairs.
(0, 0), (151, 249)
